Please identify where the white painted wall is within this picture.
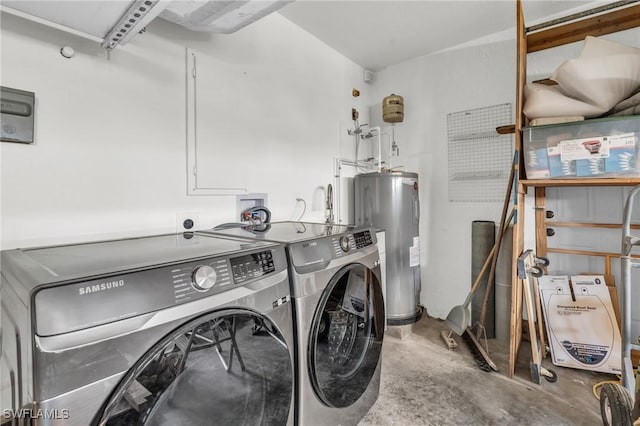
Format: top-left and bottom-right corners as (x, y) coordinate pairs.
(0, 12), (370, 249)
(369, 24), (640, 324)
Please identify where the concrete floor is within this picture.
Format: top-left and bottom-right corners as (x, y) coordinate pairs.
(360, 315), (614, 426)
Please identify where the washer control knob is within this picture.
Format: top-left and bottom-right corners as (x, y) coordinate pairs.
(339, 236), (351, 252)
(192, 265), (217, 291)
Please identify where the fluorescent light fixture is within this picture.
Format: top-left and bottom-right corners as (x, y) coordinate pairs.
(160, 0), (292, 33)
(0, 0), (293, 52)
(102, 0), (169, 50)
(0, 0), (170, 50)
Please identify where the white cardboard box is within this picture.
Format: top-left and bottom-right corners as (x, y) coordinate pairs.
(538, 275), (621, 374)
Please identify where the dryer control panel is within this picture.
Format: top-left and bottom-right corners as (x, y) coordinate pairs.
(289, 228), (377, 274)
(353, 230), (374, 249)
(33, 245), (288, 336)
(172, 249), (278, 301)
(230, 250), (275, 284)
(171, 258), (232, 300)
(331, 229), (374, 258)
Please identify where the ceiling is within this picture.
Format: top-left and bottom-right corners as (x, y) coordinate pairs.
(278, 0), (604, 71)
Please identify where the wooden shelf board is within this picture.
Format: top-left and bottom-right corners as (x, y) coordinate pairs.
(548, 221), (640, 230)
(526, 4), (640, 53)
(547, 247), (640, 259)
(521, 178), (640, 188)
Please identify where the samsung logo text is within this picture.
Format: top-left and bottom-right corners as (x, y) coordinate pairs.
(79, 279), (125, 295)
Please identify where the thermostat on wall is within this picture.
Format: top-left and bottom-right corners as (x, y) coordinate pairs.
(1, 86), (35, 144)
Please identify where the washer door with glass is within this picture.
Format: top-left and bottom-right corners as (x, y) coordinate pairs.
(309, 263), (384, 408)
(96, 309), (292, 425)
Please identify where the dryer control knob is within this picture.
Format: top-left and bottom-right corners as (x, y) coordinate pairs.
(192, 265), (217, 291)
(339, 236), (351, 252)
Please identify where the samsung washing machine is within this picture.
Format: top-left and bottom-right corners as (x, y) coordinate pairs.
(0, 232), (295, 425)
(203, 222), (385, 426)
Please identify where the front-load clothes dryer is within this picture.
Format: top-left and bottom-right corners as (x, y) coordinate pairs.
(0, 233), (295, 426)
(202, 222), (385, 426)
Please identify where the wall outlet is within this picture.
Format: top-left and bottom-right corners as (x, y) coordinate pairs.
(176, 212), (199, 233)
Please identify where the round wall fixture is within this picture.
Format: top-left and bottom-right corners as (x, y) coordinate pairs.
(60, 46), (75, 59)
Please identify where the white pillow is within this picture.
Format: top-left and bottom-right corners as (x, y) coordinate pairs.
(551, 36), (640, 112)
(551, 53), (640, 110)
(579, 35), (640, 58)
(523, 83), (608, 119)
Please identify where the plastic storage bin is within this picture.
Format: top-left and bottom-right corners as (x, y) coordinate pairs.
(523, 115), (640, 179)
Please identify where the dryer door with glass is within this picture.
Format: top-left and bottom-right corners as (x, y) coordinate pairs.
(96, 309), (293, 425)
(309, 263), (384, 408)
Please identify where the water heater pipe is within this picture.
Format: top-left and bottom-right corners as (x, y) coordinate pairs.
(364, 126), (382, 172)
(333, 157), (359, 225)
(326, 184), (334, 224)
(375, 127), (382, 172)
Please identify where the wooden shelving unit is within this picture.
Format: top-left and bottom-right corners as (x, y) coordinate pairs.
(509, 0), (640, 378)
(521, 178), (640, 187)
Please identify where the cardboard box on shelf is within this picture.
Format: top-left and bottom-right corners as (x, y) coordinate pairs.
(576, 157), (606, 177)
(605, 133), (637, 173)
(547, 145), (577, 178)
(525, 146), (550, 179)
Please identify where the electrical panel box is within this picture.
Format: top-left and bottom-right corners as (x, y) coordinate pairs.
(1, 86), (35, 144)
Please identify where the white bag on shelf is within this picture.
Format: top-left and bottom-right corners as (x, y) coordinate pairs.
(524, 36), (640, 119)
(523, 83), (607, 119)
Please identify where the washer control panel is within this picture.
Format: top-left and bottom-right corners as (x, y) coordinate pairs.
(230, 250), (275, 284)
(171, 249), (277, 303)
(286, 228), (378, 274)
(172, 258), (231, 302)
(353, 230), (373, 249)
(330, 229), (375, 259)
